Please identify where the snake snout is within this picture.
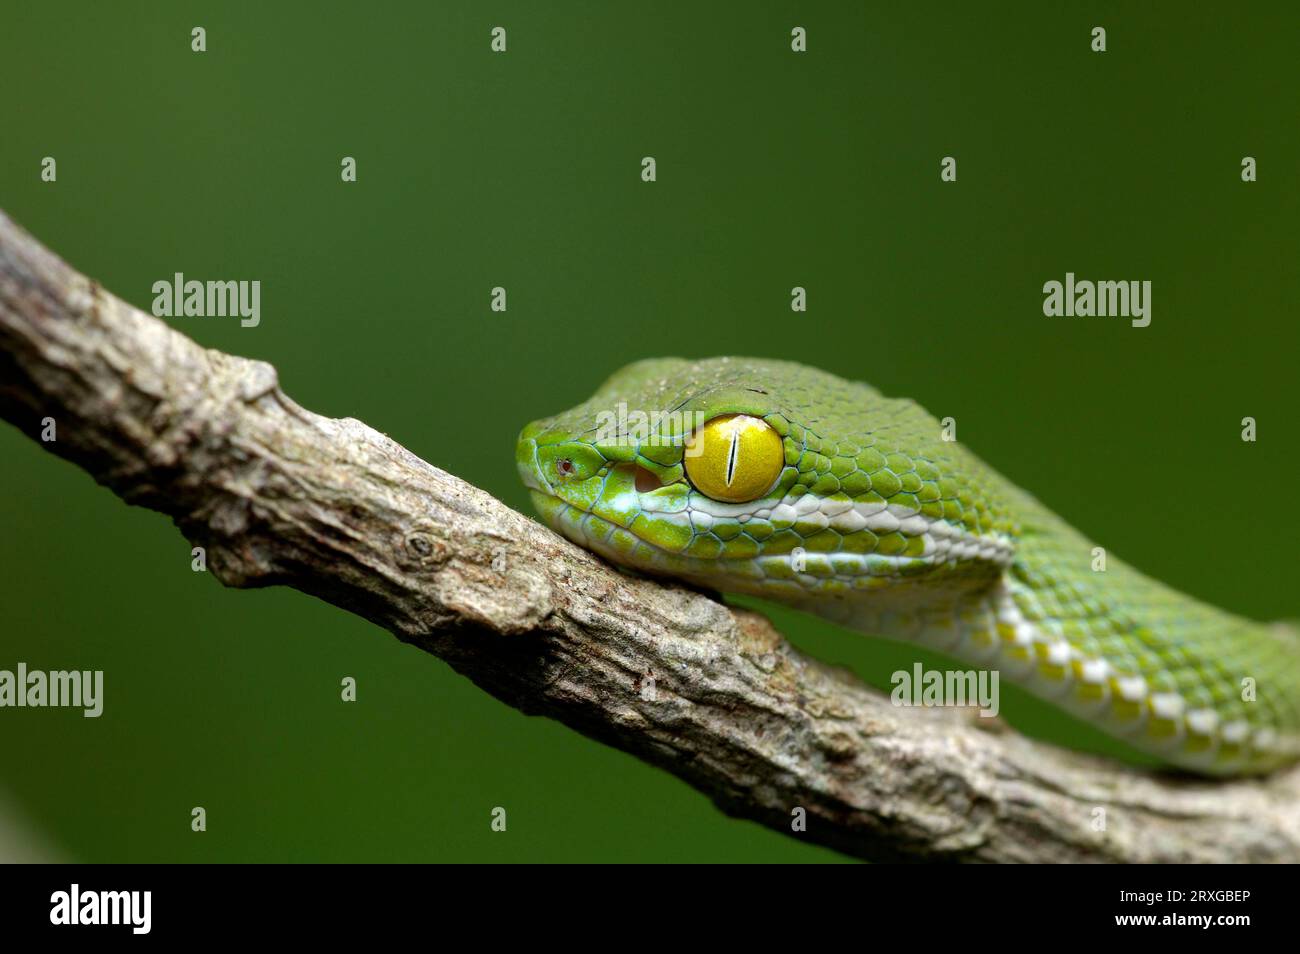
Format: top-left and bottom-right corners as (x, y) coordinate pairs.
(514, 434), (551, 494)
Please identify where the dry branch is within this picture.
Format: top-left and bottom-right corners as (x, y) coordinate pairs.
(2, 209), (1297, 863)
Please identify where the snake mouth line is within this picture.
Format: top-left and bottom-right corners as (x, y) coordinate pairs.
(527, 489), (668, 556)
(528, 488), (995, 590)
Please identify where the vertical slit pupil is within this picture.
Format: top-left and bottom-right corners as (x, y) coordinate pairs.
(725, 431), (739, 486)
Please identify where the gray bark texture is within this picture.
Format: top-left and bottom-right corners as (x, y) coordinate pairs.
(2, 209), (1298, 863)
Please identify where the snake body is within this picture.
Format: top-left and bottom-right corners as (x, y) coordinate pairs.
(517, 357), (1300, 775)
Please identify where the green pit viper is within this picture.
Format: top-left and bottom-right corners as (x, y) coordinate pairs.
(516, 357), (1300, 775)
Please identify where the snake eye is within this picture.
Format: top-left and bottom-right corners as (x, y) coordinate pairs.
(684, 414), (784, 503)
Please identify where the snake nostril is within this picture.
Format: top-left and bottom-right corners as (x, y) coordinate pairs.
(555, 458), (575, 477)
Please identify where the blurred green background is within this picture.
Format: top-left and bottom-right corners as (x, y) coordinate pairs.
(1, 2), (1296, 862)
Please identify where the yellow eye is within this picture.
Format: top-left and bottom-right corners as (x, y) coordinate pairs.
(684, 414), (784, 503)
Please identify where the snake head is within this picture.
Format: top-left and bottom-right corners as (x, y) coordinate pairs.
(517, 356), (1015, 601)
(516, 358), (798, 569)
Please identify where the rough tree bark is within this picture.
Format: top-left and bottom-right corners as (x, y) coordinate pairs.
(2, 209), (1297, 863)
